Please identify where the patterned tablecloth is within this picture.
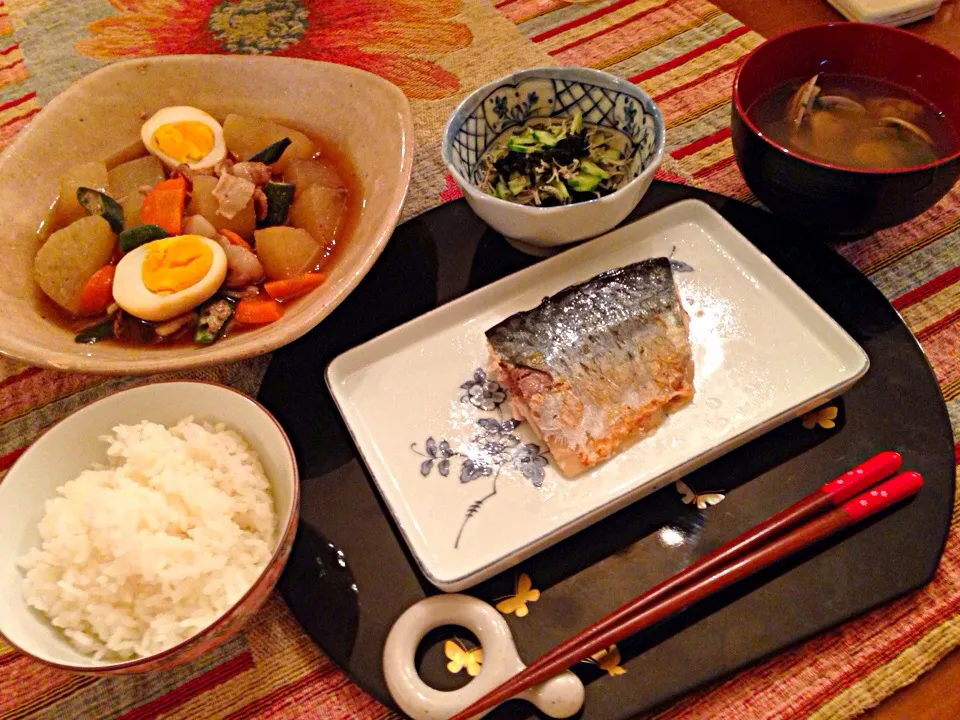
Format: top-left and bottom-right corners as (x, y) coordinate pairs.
(1, 1), (959, 718)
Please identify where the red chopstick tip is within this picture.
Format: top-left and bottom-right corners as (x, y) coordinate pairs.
(841, 470), (922, 521)
(821, 451), (903, 503)
(887, 470), (923, 495)
(883, 450), (904, 467)
(443, 458), (921, 720)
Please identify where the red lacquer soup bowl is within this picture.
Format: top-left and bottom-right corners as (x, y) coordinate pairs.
(731, 22), (960, 237)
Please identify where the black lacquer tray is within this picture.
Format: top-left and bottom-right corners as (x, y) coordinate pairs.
(258, 182), (954, 719)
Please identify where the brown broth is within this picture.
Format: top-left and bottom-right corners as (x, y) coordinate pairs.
(36, 119), (363, 347)
(747, 73), (957, 170)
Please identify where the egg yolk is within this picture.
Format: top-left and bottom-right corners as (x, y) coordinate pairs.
(151, 121), (214, 163)
(142, 237), (213, 294)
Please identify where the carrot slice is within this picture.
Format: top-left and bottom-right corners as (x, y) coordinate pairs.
(263, 272), (326, 301)
(218, 228), (253, 251)
(234, 297), (284, 325)
(76, 265), (116, 316)
(139, 177), (187, 235)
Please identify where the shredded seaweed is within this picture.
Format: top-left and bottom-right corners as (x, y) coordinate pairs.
(477, 110), (629, 207)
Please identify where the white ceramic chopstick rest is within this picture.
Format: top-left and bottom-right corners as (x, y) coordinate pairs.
(383, 594), (585, 719)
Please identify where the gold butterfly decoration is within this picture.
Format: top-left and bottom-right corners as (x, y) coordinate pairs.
(444, 638), (483, 677)
(585, 645), (627, 676)
(802, 405), (838, 430)
(495, 573), (540, 618)
(676, 480), (725, 510)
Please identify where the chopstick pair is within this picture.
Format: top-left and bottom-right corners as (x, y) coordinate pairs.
(448, 451), (921, 720)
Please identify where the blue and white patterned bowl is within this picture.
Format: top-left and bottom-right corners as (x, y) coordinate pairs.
(442, 67), (665, 250)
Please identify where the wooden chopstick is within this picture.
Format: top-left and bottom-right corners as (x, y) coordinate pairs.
(461, 451), (902, 710)
(448, 453), (916, 720)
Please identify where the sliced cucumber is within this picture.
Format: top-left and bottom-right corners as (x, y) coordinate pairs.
(566, 172), (601, 192)
(507, 136), (538, 153)
(580, 160), (610, 179)
(544, 179), (570, 201)
(508, 174), (530, 195)
(570, 108), (584, 133)
(531, 129), (558, 147)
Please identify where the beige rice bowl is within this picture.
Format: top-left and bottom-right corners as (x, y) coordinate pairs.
(18, 417), (276, 661)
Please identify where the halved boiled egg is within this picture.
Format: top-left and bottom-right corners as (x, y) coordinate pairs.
(113, 235), (227, 322)
(140, 106), (227, 171)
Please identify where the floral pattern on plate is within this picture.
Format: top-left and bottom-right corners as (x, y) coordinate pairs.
(411, 369), (548, 548)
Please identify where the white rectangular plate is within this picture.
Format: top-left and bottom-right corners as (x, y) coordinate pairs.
(326, 200), (869, 591)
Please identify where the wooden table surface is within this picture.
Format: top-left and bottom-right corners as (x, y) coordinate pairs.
(709, 1), (960, 717)
(716, 0), (960, 51)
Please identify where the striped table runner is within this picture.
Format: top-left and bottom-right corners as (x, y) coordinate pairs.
(1, 1), (959, 718)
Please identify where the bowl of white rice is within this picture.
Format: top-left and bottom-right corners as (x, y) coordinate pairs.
(0, 381), (299, 674)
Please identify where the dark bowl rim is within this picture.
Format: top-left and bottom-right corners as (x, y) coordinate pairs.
(732, 21), (960, 176)
(0, 379), (301, 674)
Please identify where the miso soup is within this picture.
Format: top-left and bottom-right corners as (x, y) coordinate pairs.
(747, 73), (956, 170)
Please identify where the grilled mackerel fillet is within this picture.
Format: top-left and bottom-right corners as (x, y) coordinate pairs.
(486, 257), (694, 476)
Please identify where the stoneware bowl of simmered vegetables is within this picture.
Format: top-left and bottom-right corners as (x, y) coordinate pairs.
(442, 66), (665, 251)
(0, 55), (413, 374)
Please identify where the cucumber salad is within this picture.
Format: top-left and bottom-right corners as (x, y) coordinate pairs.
(476, 110), (629, 207)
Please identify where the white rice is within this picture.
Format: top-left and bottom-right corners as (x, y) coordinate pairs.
(18, 417), (277, 661)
